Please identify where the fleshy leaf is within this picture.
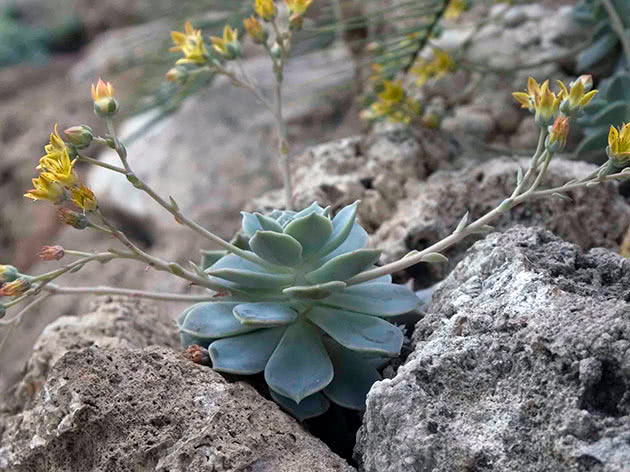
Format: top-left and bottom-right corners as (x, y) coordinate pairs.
(421, 252), (448, 263)
(207, 253), (266, 273)
(292, 201), (327, 219)
(323, 339), (381, 410)
(305, 248), (381, 284)
(316, 201), (359, 258)
(179, 302), (258, 341)
(233, 302), (298, 326)
(283, 281), (347, 300)
(241, 212), (263, 237)
(307, 306), (403, 355)
(319, 223), (368, 263)
(270, 390), (330, 421)
(320, 282), (420, 316)
(208, 268), (295, 289)
(200, 250), (227, 270)
(284, 212), (333, 256)
(209, 327), (286, 374)
(265, 320), (333, 403)
(361, 269), (392, 284)
(249, 231), (303, 267)
(255, 213), (284, 233)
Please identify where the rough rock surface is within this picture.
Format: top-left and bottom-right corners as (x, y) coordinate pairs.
(355, 226), (630, 472)
(250, 125), (453, 231)
(7, 296), (180, 411)
(372, 157), (630, 284)
(1, 344), (356, 472)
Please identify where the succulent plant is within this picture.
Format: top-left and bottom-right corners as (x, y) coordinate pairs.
(573, 0), (630, 72)
(178, 201), (420, 419)
(577, 72), (630, 155)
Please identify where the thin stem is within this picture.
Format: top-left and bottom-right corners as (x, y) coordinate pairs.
(43, 284), (216, 302)
(601, 0), (630, 69)
(347, 152), (627, 286)
(77, 154), (127, 174)
(103, 117), (284, 271)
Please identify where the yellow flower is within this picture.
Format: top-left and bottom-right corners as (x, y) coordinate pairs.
(556, 75), (598, 117)
(243, 16), (267, 44)
(91, 78), (119, 117)
(44, 124), (67, 158)
(534, 80), (563, 126)
(379, 80), (405, 106)
(445, 0), (467, 20)
(38, 149), (78, 188)
(211, 25), (240, 59)
(512, 76), (540, 112)
(285, 0), (312, 16)
(255, 0), (276, 21)
(71, 184), (98, 212)
(546, 115), (569, 153)
(170, 21), (208, 65)
(411, 48), (454, 87)
(607, 123), (630, 168)
(24, 174), (66, 204)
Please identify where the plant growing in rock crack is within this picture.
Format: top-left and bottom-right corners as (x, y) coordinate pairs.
(2, 1), (630, 419)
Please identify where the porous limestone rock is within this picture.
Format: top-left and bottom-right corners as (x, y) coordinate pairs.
(355, 226), (630, 472)
(372, 157), (630, 284)
(1, 345), (356, 472)
(8, 296), (180, 411)
(249, 125), (452, 231)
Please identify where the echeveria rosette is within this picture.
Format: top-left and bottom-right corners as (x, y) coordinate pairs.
(178, 202), (420, 419)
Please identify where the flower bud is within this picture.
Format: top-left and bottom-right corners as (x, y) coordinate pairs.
(56, 208), (89, 230)
(91, 79), (119, 117)
(166, 67), (188, 84)
(546, 116), (569, 153)
(38, 245), (65, 261)
(254, 0), (276, 22)
(289, 13), (303, 31)
(0, 265), (19, 283)
(64, 125), (94, 149)
(243, 16), (267, 44)
(575, 75), (593, 93)
(0, 278), (31, 297)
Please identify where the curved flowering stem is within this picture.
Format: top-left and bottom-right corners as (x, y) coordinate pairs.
(102, 118), (289, 272)
(42, 284), (217, 302)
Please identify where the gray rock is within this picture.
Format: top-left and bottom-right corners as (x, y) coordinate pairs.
(441, 105), (496, 141)
(249, 125), (452, 231)
(355, 226), (630, 472)
(372, 157), (630, 283)
(1, 345), (355, 471)
(9, 296), (180, 411)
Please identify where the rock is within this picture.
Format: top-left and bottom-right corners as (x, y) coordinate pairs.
(9, 296), (180, 411)
(441, 105), (496, 141)
(249, 125), (452, 231)
(355, 226), (630, 472)
(1, 345), (355, 472)
(372, 157), (630, 283)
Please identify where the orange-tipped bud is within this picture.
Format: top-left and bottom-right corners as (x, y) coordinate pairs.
(0, 278), (31, 297)
(546, 116), (569, 153)
(57, 208), (89, 230)
(38, 245), (65, 261)
(64, 125), (94, 149)
(91, 79), (119, 117)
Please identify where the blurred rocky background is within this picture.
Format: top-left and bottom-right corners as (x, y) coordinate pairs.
(1, 1), (630, 469)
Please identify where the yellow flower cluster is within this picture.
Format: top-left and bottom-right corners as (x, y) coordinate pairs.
(513, 75), (599, 153)
(513, 76), (597, 128)
(170, 21), (209, 65)
(411, 48), (455, 87)
(361, 80), (422, 124)
(24, 124), (97, 212)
